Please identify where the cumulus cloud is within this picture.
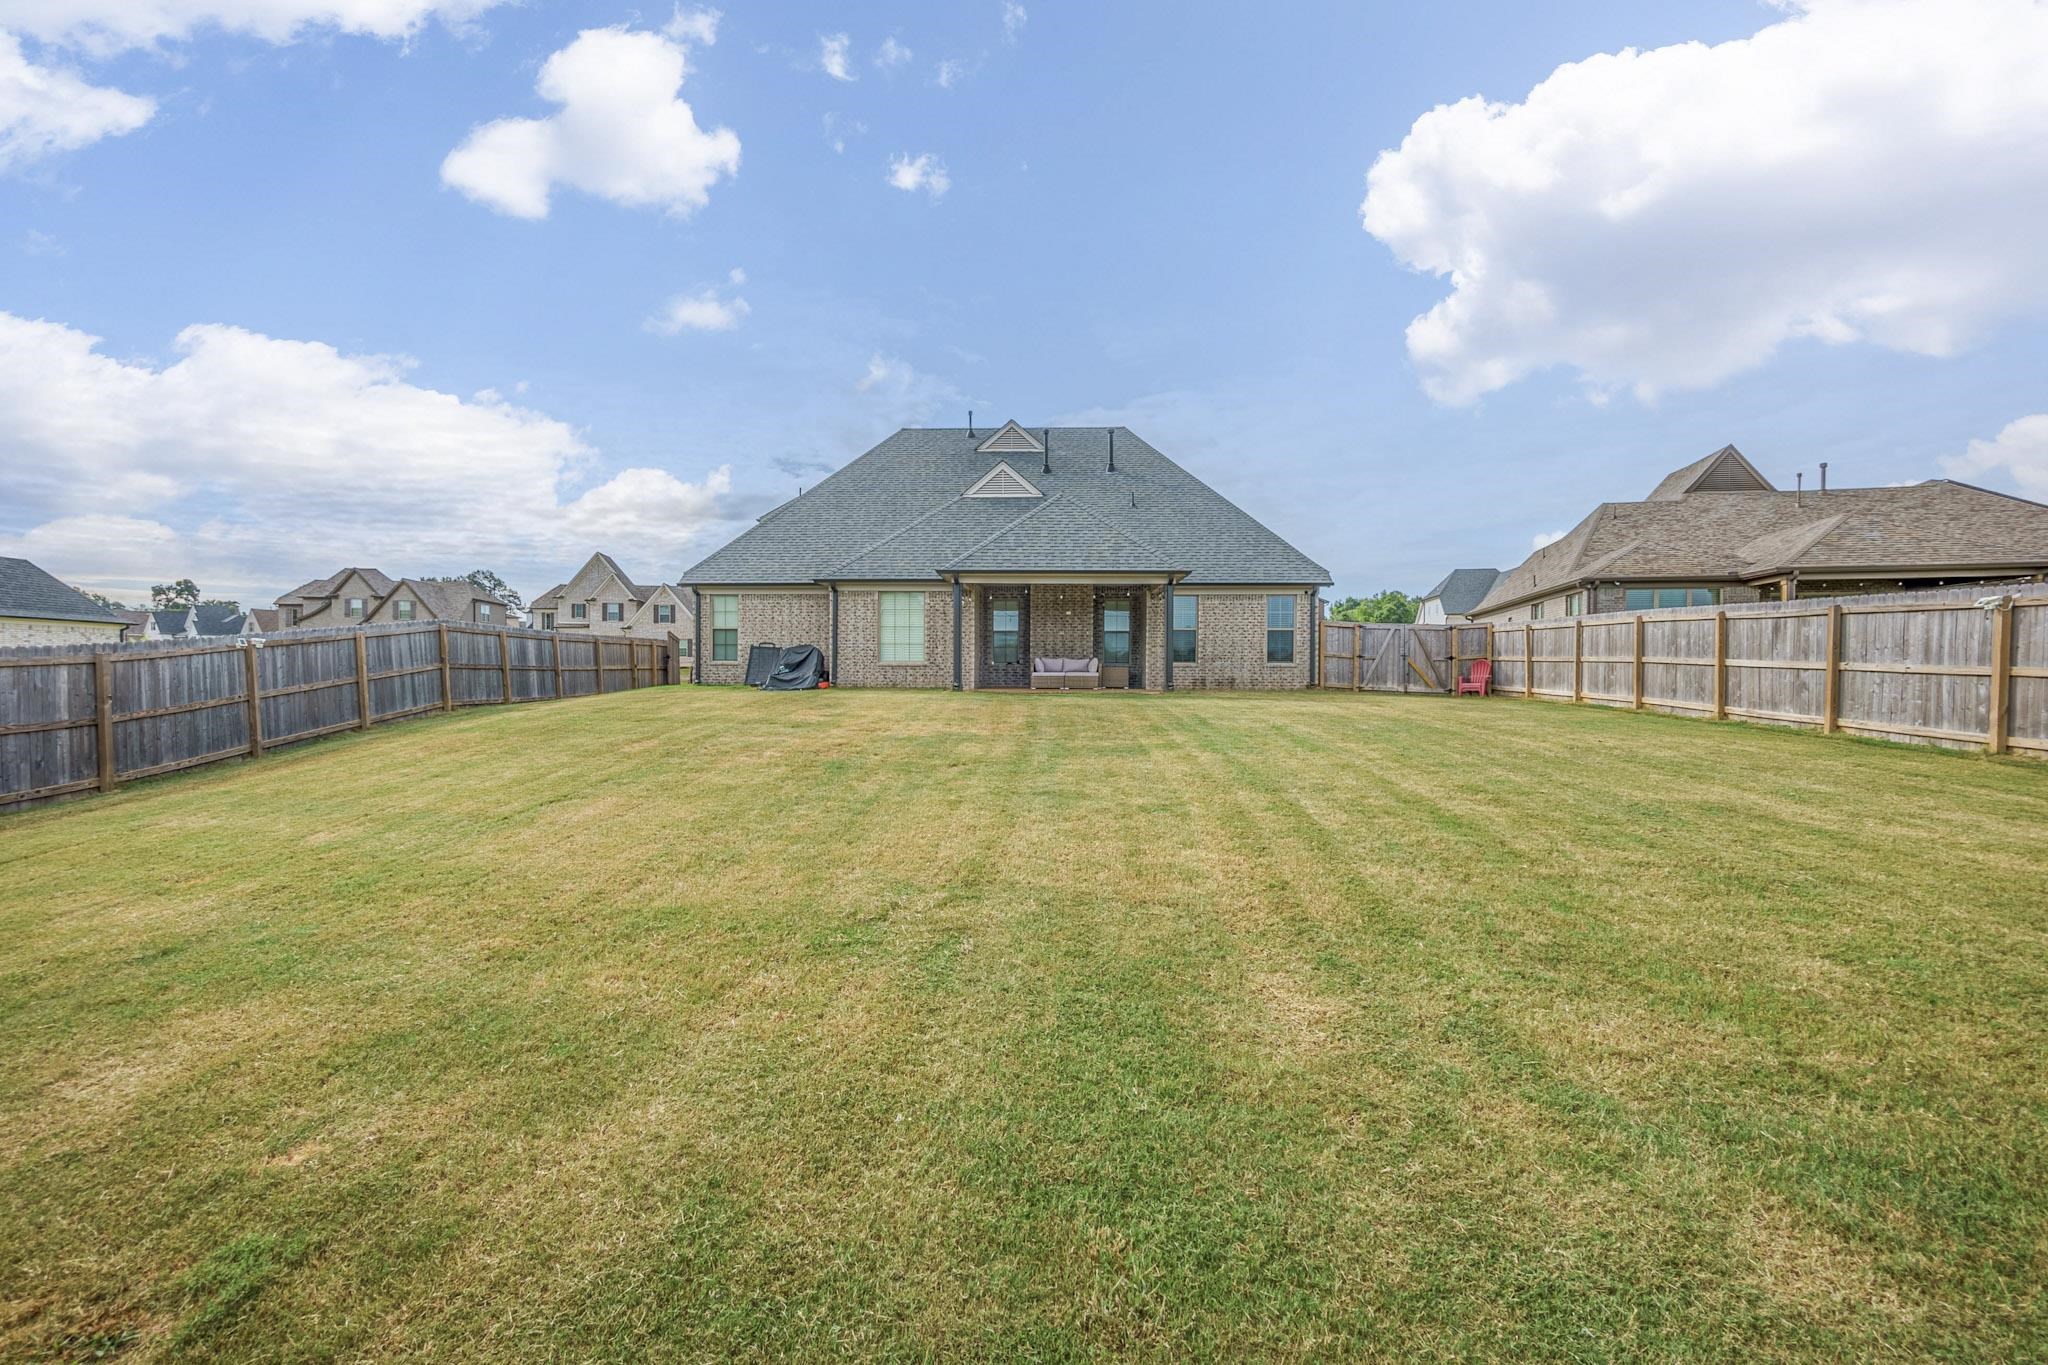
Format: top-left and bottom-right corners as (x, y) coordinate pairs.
(1002, 1), (1026, 42)
(0, 32), (153, 169)
(662, 5), (719, 45)
(1361, 0), (2048, 404)
(1532, 529), (1568, 551)
(874, 35), (911, 70)
(646, 270), (750, 334)
(1943, 414), (2048, 500)
(887, 151), (949, 200)
(934, 56), (973, 89)
(0, 310), (738, 601)
(0, 0), (506, 52)
(818, 32), (853, 81)
(442, 25), (739, 220)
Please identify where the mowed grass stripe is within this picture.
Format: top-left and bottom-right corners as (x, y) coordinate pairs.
(0, 687), (2043, 1360)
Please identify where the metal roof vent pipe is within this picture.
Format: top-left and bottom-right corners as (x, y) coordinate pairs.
(968, 410), (975, 438)
(1108, 427), (1116, 472)
(1819, 461), (1828, 494)
(1043, 429), (1051, 475)
(1796, 471), (1804, 507)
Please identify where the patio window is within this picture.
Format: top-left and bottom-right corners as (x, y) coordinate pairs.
(711, 595), (738, 661)
(655, 604), (675, 625)
(1101, 596), (1132, 666)
(880, 592), (925, 663)
(604, 602), (624, 622)
(1266, 595), (1296, 663)
(991, 596), (1022, 665)
(395, 599), (415, 620)
(571, 602), (587, 620)
(1625, 587), (1721, 610)
(1171, 595), (1197, 662)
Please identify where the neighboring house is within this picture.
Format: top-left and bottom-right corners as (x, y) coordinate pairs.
(151, 608), (196, 638)
(273, 569), (511, 629)
(1471, 445), (2048, 623)
(274, 567), (398, 629)
(111, 609), (159, 641)
(0, 557), (127, 646)
(363, 578), (516, 627)
(677, 421), (1332, 690)
(1417, 568), (1501, 625)
(528, 552), (695, 655)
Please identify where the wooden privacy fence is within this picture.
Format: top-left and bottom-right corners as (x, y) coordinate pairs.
(1318, 622), (1461, 692)
(1480, 583), (2048, 756)
(0, 622), (675, 809)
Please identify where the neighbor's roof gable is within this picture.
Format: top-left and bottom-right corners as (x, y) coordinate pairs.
(679, 427), (1329, 586)
(0, 558), (126, 625)
(1421, 567), (1501, 616)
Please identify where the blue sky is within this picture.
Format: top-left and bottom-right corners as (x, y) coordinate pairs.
(4, 0), (2047, 608)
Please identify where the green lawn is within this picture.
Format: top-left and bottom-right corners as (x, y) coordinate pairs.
(2, 688), (2044, 1362)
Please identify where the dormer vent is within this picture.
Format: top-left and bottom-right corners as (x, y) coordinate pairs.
(976, 419), (1044, 455)
(963, 461), (1043, 499)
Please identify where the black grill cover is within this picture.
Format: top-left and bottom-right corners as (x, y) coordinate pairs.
(744, 642), (781, 687)
(761, 644), (826, 691)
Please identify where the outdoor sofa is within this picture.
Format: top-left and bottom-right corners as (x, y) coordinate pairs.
(1031, 657), (1101, 689)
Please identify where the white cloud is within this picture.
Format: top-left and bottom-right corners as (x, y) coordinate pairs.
(662, 5), (719, 45)
(726, 266), (745, 285)
(887, 151), (949, 201)
(1002, 2), (1026, 42)
(442, 25), (738, 220)
(0, 0), (506, 52)
(0, 32), (153, 170)
(851, 353), (963, 433)
(934, 57), (972, 89)
(0, 311), (738, 600)
(874, 35), (911, 70)
(1361, 0), (2048, 404)
(646, 282), (750, 334)
(822, 111), (864, 154)
(1942, 414), (2048, 500)
(1532, 529), (1567, 551)
(818, 32), (853, 81)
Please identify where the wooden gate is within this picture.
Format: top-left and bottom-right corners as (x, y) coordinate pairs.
(1318, 622), (1458, 692)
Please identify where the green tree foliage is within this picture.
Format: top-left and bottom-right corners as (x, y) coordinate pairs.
(1329, 591), (1418, 624)
(82, 590), (132, 612)
(150, 579), (200, 610)
(462, 569), (524, 613)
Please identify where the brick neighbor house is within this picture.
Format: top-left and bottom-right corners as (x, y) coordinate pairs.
(1469, 445), (2048, 623)
(676, 422), (1331, 690)
(0, 557), (127, 646)
(528, 552), (695, 657)
(274, 568), (514, 629)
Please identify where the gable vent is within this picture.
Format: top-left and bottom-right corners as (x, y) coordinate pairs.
(964, 461), (1043, 499)
(976, 419), (1044, 455)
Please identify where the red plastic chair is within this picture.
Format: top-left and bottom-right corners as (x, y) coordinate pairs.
(1457, 658), (1491, 696)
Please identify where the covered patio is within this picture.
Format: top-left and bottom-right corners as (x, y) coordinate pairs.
(944, 575), (1186, 691)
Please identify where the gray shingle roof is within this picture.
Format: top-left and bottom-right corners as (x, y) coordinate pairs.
(1421, 568), (1501, 616)
(152, 608), (193, 636)
(193, 604), (246, 635)
(0, 557), (125, 625)
(1477, 457), (2048, 614)
(679, 426), (1330, 586)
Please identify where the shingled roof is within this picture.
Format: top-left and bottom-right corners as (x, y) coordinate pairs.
(1476, 446), (2048, 614)
(1421, 568), (1501, 616)
(679, 426), (1330, 586)
(0, 557), (125, 625)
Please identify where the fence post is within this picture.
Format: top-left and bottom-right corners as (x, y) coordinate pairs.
(1823, 604), (1843, 735)
(1351, 625), (1361, 692)
(552, 633), (565, 699)
(1988, 596), (2014, 755)
(439, 624), (454, 711)
(94, 651), (117, 792)
(1712, 611), (1729, 720)
(593, 639), (605, 695)
(1572, 619), (1584, 702)
(498, 629), (512, 703)
(355, 631), (372, 729)
(1523, 625), (1533, 698)
(244, 642), (263, 757)
(1632, 615), (1645, 710)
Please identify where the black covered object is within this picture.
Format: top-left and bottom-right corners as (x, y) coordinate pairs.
(743, 642), (781, 687)
(761, 644), (826, 691)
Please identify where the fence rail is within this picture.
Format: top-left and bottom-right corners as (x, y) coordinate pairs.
(0, 622), (675, 809)
(1474, 583), (2048, 756)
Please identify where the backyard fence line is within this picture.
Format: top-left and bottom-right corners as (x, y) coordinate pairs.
(0, 621), (677, 810)
(1473, 582), (2048, 756)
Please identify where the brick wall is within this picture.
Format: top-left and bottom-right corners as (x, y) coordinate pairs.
(1168, 589), (1313, 690)
(835, 587), (957, 688)
(0, 618), (126, 647)
(695, 589), (830, 685)
(1028, 586), (1095, 661)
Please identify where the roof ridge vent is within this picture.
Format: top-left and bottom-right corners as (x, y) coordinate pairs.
(963, 460), (1044, 499)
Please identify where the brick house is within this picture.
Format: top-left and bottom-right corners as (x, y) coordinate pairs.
(528, 552), (695, 657)
(0, 557), (127, 646)
(274, 568), (514, 629)
(1470, 445), (2048, 623)
(677, 422), (1331, 690)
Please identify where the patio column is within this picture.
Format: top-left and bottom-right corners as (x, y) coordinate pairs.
(951, 579), (963, 690)
(690, 587), (702, 684)
(1163, 582), (1176, 691)
(828, 584), (839, 682)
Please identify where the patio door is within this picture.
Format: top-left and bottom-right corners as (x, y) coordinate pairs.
(980, 588), (1030, 688)
(1095, 591), (1141, 688)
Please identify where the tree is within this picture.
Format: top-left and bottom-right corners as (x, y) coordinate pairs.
(462, 569), (523, 613)
(199, 597), (242, 611)
(1329, 591), (1419, 624)
(150, 579), (200, 610)
(83, 590), (132, 611)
